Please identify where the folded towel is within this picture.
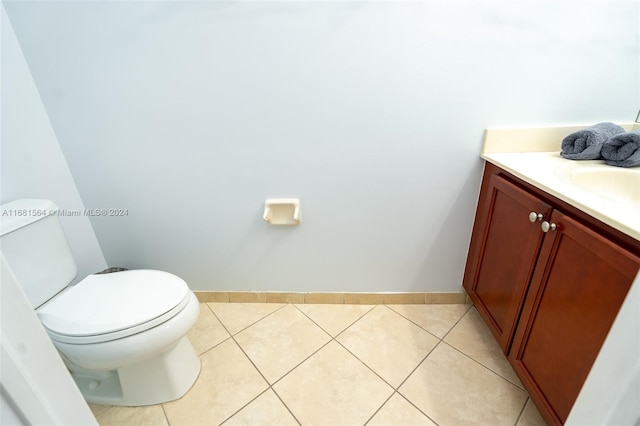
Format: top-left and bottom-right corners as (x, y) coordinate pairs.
(560, 122), (625, 160)
(601, 130), (640, 167)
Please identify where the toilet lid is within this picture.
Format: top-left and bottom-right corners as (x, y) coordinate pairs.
(37, 270), (189, 338)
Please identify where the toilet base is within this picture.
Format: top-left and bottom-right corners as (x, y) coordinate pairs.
(70, 336), (201, 406)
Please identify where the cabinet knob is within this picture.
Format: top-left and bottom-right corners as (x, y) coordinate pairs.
(529, 212), (543, 222)
(541, 221), (557, 233)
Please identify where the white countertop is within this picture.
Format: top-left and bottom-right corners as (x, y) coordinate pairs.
(481, 124), (640, 241)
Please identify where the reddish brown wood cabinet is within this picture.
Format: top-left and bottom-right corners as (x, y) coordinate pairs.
(462, 171), (552, 352)
(463, 163), (640, 425)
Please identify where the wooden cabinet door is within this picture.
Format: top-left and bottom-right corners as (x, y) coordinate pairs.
(508, 210), (640, 425)
(463, 172), (552, 352)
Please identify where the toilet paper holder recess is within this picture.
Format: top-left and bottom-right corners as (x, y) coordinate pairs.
(263, 199), (301, 225)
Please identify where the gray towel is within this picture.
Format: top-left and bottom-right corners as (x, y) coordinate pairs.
(560, 122), (625, 160)
(601, 130), (640, 168)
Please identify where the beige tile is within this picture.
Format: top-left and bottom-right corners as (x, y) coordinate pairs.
(337, 306), (440, 387)
(274, 341), (393, 425)
(234, 305), (331, 383)
(304, 292), (344, 304)
(265, 292), (305, 304)
(207, 302), (283, 335)
(383, 293), (426, 304)
(343, 293), (386, 304)
(424, 292), (468, 304)
(95, 405), (168, 426)
(295, 303), (374, 336)
(88, 403), (111, 417)
(367, 393), (437, 426)
(444, 307), (523, 387)
(228, 291), (267, 303)
(194, 291), (229, 303)
(400, 343), (527, 426)
(387, 303), (470, 338)
(163, 339), (268, 426)
(187, 303), (230, 355)
(223, 389), (298, 426)
(516, 398), (547, 426)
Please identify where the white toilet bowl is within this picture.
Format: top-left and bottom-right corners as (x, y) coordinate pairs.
(36, 269), (201, 406)
(0, 199), (202, 406)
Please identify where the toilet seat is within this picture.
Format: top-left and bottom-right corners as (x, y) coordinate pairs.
(37, 270), (190, 344)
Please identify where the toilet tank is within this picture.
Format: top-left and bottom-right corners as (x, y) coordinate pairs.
(0, 199), (78, 309)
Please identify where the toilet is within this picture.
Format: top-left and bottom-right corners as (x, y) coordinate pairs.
(0, 198), (201, 406)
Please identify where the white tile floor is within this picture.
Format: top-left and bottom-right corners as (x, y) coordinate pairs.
(90, 303), (547, 426)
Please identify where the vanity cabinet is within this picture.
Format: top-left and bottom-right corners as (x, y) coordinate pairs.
(462, 170), (552, 352)
(463, 162), (640, 425)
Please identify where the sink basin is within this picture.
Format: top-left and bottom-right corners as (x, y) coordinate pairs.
(568, 167), (640, 204)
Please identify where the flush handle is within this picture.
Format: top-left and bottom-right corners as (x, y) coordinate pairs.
(541, 221), (557, 233)
(529, 212), (543, 223)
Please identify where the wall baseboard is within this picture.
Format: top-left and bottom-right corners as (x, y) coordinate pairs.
(194, 291), (469, 305)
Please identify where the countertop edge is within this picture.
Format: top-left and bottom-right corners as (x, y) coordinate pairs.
(481, 152), (640, 242)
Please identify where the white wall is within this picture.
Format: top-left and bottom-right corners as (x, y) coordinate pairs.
(1, 5), (107, 282)
(1, 255), (97, 426)
(4, 0), (638, 292)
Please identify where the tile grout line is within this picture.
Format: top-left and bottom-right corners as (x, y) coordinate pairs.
(393, 338), (443, 393)
(291, 303), (475, 425)
(362, 391), (397, 426)
(381, 304), (452, 343)
(95, 302), (468, 426)
(360, 389), (442, 426)
(341, 314), (446, 426)
(294, 302), (441, 420)
(94, 301), (523, 426)
(269, 386), (303, 426)
(195, 334), (232, 358)
(398, 392), (442, 426)
(383, 304), (529, 425)
(309, 305), (403, 391)
(441, 306), (527, 391)
(195, 303), (234, 357)
(266, 304), (399, 422)
(269, 334), (335, 388)
(206, 304), (273, 379)
(289, 304), (402, 423)
(271, 312), (335, 388)
(442, 340), (527, 391)
(223, 331), (301, 425)
(332, 337), (399, 390)
(330, 304), (383, 341)
(210, 303), (322, 426)
(217, 388), (270, 425)
(384, 305), (477, 425)
(292, 303), (378, 341)
(392, 340), (469, 426)
(512, 397), (532, 426)
(160, 403), (170, 426)
(437, 302), (474, 342)
(172, 302), (519, 426)
(199, 302), (300, 384)
(205, 301), (289, 336)
(199, 304), (282, 425)
(262, 337), (338, 424)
